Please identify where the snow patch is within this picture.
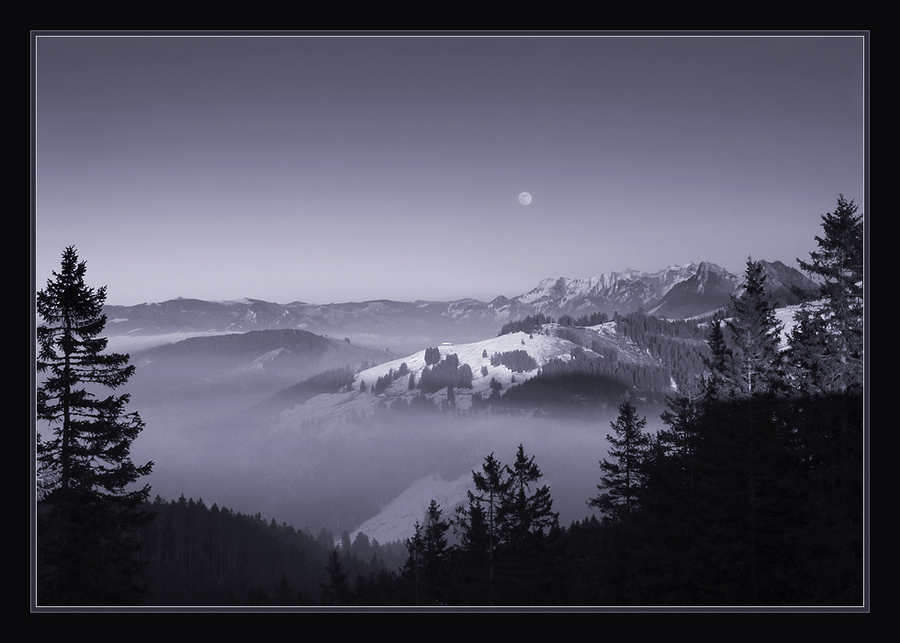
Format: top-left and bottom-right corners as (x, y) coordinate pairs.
(341, 472), (474, 546)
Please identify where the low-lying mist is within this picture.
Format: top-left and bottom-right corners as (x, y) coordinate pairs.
(117, 328), (672, 543)
(128, 372), (667, 541)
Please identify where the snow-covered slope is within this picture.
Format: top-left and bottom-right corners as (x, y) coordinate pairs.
(272, 322), (663, 432)
(341, 472), (474, 547)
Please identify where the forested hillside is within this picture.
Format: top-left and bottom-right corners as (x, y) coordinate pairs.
(136, 495), (405, 606)
(494, 310), (711, 407)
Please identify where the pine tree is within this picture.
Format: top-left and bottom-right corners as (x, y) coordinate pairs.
(790, 194), (864, 394)
(589, 397), (651, 522)
(402, 521), (425, 605)
(727, 257), (785, 396)
(685, 260), (804, 603)
(500, 444), (558, 546)
(471, 453), (508, 538)
(321, 549), (351, 606)
(658, 384), (703, 484)
(424, 346), (441, 366)
(36, 246), (154, 605)
(421, 500), (451, 604)
(786, 195), (865, 602)
(496, 445), (559, 604)
(452, 495), (491, 605)
(467, 453), (510, 604)
(702, 315), (735, 401)
(584, 397), (654, 603)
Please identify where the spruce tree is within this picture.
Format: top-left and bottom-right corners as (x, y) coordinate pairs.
(585, 397), (653, 603)
(786, 195), (865, 602)
(727, 257), (785, 396)
(321, 549), (351, 606)
(702, 315), (735, 402)
(497, 445), (559, 604)
(424, 346), (441, 366)
(791, 194), (864, 394)
(402, 521), (425, 605)
(402, 501), (452, 605)
(658, 384), (703, 489)
(589, 396), (651, 523)
(467, 453), (509, 604)
(500, 444), (558, 546)
(421, 500), (451, 604)
(452, 494), (491, 604)
(691, 259), (799, 603)
(35, 246), (154, 605)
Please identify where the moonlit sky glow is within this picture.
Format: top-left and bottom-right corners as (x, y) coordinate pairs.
(33, 32), (867, 306)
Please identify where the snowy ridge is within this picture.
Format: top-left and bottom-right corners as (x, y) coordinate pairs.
(503, 263), (702, 318)
(274, 331), (559, 429)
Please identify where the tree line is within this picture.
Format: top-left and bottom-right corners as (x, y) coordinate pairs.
(498, 308), (716, 400)
(134, 494), (405, 606)
(499, 311), (611, 337)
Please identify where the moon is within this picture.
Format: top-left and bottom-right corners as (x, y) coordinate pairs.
(518, 192), (532, 205)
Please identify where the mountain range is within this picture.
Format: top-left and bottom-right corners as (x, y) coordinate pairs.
(104, 259), (817, 355)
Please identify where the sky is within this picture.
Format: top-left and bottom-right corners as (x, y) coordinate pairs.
(32, 31), (867, 307)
